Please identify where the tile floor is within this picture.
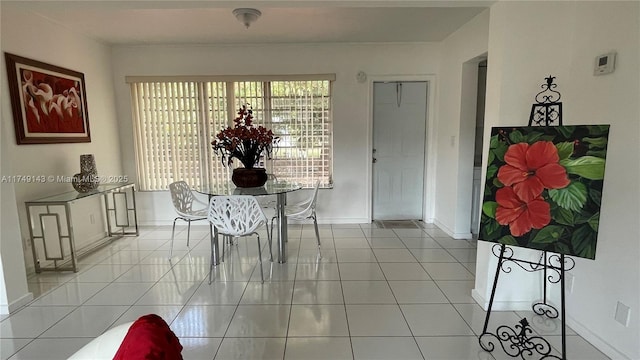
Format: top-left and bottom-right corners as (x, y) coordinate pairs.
(1, 223), (609, 359)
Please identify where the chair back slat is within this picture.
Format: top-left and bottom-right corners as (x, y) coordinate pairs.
(169, 181), (196, 215)
(208, 196), (267, 236)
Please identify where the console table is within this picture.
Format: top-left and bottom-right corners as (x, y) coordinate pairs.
(25, 183), (139, 272)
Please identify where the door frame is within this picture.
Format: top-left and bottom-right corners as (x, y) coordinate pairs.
(367, 74), (437, 223)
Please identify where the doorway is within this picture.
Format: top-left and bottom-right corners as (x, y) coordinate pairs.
(470, 60), (487, 237)
(372, 81), (428, 220)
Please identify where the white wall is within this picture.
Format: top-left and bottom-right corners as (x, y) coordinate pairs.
(434, 10), (489, 238)
(111, 42), (441, 225)
(1, 5), (123, 300)
(0, 132), (31, 313)
(475, 2), (639, 359)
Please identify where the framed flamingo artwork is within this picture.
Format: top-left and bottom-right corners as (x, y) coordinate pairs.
(4, 53), (91, 144)
(479, 125), (609, 259)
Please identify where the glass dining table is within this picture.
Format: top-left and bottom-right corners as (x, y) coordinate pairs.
(195, 180), (302, 265)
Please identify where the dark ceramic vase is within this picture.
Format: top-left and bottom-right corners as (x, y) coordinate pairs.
(72, 154), (99, 193)
(232, 168), (268, 188)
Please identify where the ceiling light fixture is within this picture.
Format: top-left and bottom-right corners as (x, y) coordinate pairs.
(232, 8), (262, 29)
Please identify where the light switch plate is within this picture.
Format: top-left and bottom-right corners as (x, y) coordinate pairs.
(614, 301), (630, 326)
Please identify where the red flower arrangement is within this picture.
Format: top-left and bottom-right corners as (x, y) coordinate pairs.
(211, 104), (277, 169)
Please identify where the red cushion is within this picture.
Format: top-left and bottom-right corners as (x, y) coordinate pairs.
(113, 314), (183, 360)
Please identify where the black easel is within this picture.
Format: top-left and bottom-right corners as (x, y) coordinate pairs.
(478, 245), (575, 359)
(478, 76), (573, 359)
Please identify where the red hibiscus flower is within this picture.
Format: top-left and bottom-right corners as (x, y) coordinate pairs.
(497, 141), (570, 202)
(496, 186), (551, 237)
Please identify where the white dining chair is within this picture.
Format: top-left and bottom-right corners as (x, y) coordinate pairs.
(257, 173), (279, 216)
(271, 180), (321, 258)
(207, 195), (273, 283)
(168, 181), (209, 259)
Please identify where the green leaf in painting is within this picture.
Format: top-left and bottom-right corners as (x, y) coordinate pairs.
(586, 149), (607, 158)
(493, 178), (504, 188)
(554, 242), (570, 255)
(589, 188), (602, 207)
(483, 201), (498, 219)
(557, 126), (575, 138)
(582, 137), (608, 148)
(490, 135), (499, 149)
(481, 218), (502, 241)
(588, 213), (600, 232)
(486, 165), (499, 179)
(488, 150), (495, 164)
(539, 135), (557, 142)
(571, 225), (597, 259)
(551, 206), (575, 226)
(575, 210), (593, 225)
(509, 130), (525, 143)
(587, 125), (610, 137)
(548, 182), (588, 212)
(493, 142), (508, 162)
(560, 156), (606, 180)
(499, 235), (518, 245)
(526, 132), (545, 144)
(555, 142), (574, 160)
(531, 225), (565, 244)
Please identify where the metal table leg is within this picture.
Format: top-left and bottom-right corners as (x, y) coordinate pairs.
(276, 192), (287, 263)
(65, 203), (78, 272)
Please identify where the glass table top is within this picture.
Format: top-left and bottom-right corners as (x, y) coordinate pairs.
(195, 180), (302, 196)
(26, 183), (135, 204)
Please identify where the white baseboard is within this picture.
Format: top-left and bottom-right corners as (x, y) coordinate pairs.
(0, 292), (33, 315)
(453, 232), (473, 240)
(471, 289), (539, 311)
(433, 219), (453, 234)
(432, 219), (473, 239)
(139, 220), (175, 226)
(565, 314), (631, 360)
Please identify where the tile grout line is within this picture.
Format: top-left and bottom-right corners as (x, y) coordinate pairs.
(377, 230), (428, 360)
(282, 227), (302, 360)
(338, 224), (356, 360)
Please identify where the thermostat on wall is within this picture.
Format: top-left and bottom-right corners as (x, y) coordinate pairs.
(594, 52), (616, 75)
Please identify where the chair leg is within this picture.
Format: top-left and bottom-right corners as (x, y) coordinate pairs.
(208, 229), (214, 285)
(266, 224), (274, 262)
(256, 235), (264, 283)
(312, 214), (322, 259)
(169, 218), (178, 259)
(186, 220), (192, 249)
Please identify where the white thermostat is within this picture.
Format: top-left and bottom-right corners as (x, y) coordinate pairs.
(594, 52), (616, 75)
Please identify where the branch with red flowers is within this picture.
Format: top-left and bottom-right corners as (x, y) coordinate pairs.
(211, 104), (278, 169)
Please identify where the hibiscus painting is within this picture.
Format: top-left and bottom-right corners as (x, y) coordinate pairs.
(480, 125), (609, 260)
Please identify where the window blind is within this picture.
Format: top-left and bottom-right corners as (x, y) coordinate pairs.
(130, 78), (332, 191)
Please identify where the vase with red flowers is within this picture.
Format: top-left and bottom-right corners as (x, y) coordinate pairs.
(212, 104), (277, 187)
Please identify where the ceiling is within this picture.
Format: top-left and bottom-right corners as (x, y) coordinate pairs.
(4, 1), (492, 46)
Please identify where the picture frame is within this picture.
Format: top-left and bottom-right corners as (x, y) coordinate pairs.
(4, 53), (91, 144)
(479, 125), (610, 260)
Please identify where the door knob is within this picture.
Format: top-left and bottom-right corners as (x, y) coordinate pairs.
(373, 158), (377, 163)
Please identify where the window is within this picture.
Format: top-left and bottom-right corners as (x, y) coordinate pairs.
(129, 76), (333, 191)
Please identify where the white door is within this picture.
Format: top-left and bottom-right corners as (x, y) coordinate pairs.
(373, 82), (427, 220)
